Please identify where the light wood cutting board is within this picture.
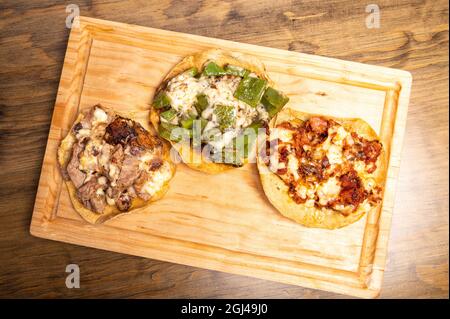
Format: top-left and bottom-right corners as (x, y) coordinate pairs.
(30, 16), (412, 298)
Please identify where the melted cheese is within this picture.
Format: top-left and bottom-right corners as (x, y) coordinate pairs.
(298, 185), (308, 199)
(79, 139), (103, 172)
(207, 130), (237, 150)
(76, 128), (91, 139)
(79, 154), (98, 171)
(141, 162), (172, 196)
(271, 128), (293, 143)
(138, 153), (155, 171)
(92, 107), (108, 126)
(332, 126), (348, 146)
(106, 196), (115, 206)
(364, 178), (376, 191)
(202, 76), (241, 108)
(109, 164), (119, 182)
(99, 149), (111, 170)
(97, 176), (107, 185)
(327, 144), (343, 165)
(287, 154), (300, 180)
(166, 74), (207, 113)
(165, 73), (265, 150)
(353, 160), (366, 174)
(317, 177), (341, 206)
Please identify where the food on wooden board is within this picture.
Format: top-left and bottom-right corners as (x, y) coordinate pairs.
(257, 108), (386, 229)
(150, 49), (289, 174)
(58, 105), (176, 224)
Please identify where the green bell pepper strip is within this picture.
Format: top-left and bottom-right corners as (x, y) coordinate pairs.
(160, 108), (177, 122)
(234, 76), (267, 107)
(232, 121), (264, 159)
(203, 62), (250, 77)
(159, 123), (191, 142)
(261, 87), (289, 117)
(194, 94), (209, 114)
(191, 118), (206, 148)
(185, 67), (198, 77)
(153, 91), (171, 109)
(203, 62), (226, 76)
(246, 121), (263, 135)
(158, 123), (180, 142)
(214, 105), (235, 131)
(224, 64), (249, 77)
(180, 118), (194, 129)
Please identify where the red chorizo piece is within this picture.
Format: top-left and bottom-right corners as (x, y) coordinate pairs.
(308, 117), (329, 134)
(338, 169), (368, 208)
(276, 122), (296, 131)
(288, 184), (307, 204)
(363, 140), (382, 163)
(278, 145), (290, 163)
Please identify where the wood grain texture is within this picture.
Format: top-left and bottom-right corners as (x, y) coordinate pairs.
(0, 0), (448, 298)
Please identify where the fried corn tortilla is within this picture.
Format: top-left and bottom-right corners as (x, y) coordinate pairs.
(257, 108), (387, 229)
(58, 105), (176, 224)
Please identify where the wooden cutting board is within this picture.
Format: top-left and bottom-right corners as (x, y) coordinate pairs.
(30, 16), (412, 298)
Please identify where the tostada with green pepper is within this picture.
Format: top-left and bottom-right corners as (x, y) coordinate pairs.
(150, 49), (289, 174)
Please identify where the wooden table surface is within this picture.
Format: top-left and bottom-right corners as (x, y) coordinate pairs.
(0, 0), (448, 299)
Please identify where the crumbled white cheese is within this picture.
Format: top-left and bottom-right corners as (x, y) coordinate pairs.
(271, 128), (293, 143)
(332, 126), (349, 146)
(277, 162), (286, 169)
(287, 154), (300, 180)
(93, 107), (108, 126)
(165, 73), (264, 147)
(256, 104), (269, 122)
(353, 160), (366, 174)
(138, 153), (155, 171)
(166, 74), (207, 113)
(201, 107), (214, 120)
(207, 130), (237, 150)
(109, 164), (119, 181)
(345, 134), (354, 146)
(298, 185), (307, 199)
(327, 144), (343, 165)
(317, 177), (341, 206)
(306, 188), (316, 199)
(202, 76), (241, 108)
(98, 176), (107, 185)
(76, 128), (91, 139)
(106, 196), (115, 206)
(268, 152), (279, 173)
(141, 162), (172, 197)
(79, 154), (98, 171)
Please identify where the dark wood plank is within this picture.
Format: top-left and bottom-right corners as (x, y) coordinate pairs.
(0, 0), (448, 298)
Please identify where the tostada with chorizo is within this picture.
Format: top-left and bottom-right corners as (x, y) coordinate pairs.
(257, 108), (386, 229)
